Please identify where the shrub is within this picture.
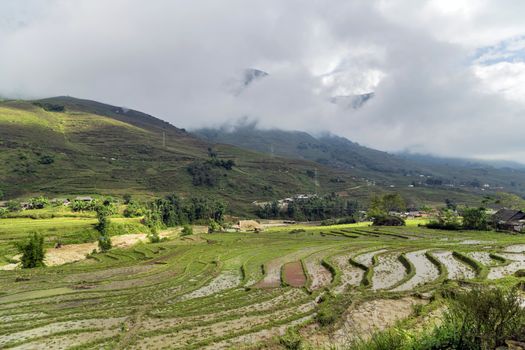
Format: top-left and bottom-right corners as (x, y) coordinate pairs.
(16, 233), (45, 268)
(29, 196), (49, 209)
(372, 215), (405, 226)
(0, 208), (7, 218)
(289, 229), (306, 234)
(38, 155), (54, 165)
(316, 306), (337, 326)
(350, 328), (408, 350)
(315, 292), (352, 327)
(181, 225), (193, 236)
(33, 102), (65, 112)
(187, 162), (219, 187)
(123, 201), (145, 217)
(321, 216), (357, 226)
(71, 199), (100, 212)
(123, 194), (132, 204)
(279, 328), (303, 350)
(445, 287), (525, 349)
(148, 226), (160, 243)
(208, 220), (222, 233)
(7, 200), (21, 212)
(426, 209), (461, 230)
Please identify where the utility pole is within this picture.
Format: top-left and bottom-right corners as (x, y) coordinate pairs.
(314, 167), (319, 195)
(270, 144), (274, 158)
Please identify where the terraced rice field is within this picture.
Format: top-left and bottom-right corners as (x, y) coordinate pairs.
(1, 223), (525, 349)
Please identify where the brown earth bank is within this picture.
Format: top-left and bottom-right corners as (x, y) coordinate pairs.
(283, 261), (307, 287)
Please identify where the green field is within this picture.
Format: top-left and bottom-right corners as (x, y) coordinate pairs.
(1, 218), (525, 349)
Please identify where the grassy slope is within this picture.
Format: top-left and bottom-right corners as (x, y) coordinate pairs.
(195, 126), (525, 201)
(0, 97), (371, 214)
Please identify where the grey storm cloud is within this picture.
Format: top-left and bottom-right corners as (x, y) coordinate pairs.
(1, 0), (525, 161)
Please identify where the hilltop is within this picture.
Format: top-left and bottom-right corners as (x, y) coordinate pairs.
(0, 97), (368, 213)
(194, 125), (525, 200)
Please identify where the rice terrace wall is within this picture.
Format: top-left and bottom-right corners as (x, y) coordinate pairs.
(1, 221), (525, 348)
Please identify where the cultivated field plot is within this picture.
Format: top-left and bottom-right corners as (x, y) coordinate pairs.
(1, 223), (525, 349)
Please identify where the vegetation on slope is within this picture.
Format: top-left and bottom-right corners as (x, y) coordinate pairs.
(0, 97), (363, 214)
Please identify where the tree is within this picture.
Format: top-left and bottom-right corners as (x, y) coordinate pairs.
(95, 203), (112, 252)
(123, 201), (144, 217)
(445, 198), (457, 210)
(368, 193), (406, 218)
(0, 189), (4, 200)
(16, 233), (45, 268)
(381, 193), (406, 212)
(372, 215), (405, 226)
(462, 207), (489, 230)
(427, 208), (461, 230)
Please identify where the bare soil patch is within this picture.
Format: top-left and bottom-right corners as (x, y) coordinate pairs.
(331, 297), (428, 346)
(283, 261), (307, 287)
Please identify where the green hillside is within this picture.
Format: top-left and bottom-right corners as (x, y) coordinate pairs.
(0, 97), (373, 213)
(195, 125), (525, 199)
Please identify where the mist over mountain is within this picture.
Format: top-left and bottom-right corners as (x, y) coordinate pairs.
(194, 123), (525, 197)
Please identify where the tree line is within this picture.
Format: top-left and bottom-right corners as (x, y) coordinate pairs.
(256, 193), (359, 221)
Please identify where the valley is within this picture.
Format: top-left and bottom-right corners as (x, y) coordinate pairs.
(1, 219), (525, 349)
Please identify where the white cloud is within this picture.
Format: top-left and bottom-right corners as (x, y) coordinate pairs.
(0, 0), (525, 161)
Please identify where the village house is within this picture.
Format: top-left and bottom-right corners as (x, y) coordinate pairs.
(491, 209), (525, 232)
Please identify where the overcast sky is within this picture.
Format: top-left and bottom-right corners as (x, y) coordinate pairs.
(1, 0), (525, 161)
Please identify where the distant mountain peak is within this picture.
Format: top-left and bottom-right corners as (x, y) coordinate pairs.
(330, 92), (375, 109)
(227, 68), (269, 96)
(242, 68), (269, 86)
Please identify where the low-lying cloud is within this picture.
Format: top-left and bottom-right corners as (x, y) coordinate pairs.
(1, 0), (525, 161)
